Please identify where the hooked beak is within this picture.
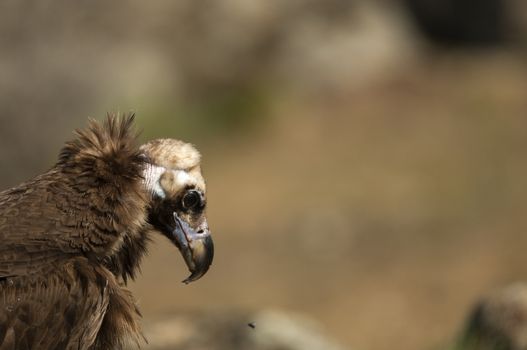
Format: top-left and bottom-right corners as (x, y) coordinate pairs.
(171, 213), (214, 284)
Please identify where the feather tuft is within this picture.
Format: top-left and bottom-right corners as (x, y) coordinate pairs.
(58, 113), (143, 186)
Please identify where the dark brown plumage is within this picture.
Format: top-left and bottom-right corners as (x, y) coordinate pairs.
(0, 114), (213, 349)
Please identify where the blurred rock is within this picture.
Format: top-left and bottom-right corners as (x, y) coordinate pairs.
(156, 0), (419, 95)
(273, 1), (419, 93)
(139, 309), (346, 350)
(402, 0), (506, 46)
(401, 0), (527, 47)
(458, 283), (527, 350)
(507, 0), (527, 45)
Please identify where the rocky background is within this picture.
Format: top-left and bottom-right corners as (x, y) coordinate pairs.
(1, 1), (527, 349)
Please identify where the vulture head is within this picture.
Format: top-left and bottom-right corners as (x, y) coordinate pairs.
(141, 139), (213, 284)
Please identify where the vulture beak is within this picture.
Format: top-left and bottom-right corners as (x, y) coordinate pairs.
(171, 213), (214, 284)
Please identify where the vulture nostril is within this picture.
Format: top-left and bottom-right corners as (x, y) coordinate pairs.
(197, 229), (204, 234)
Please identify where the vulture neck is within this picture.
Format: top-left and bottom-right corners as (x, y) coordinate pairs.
(57, 115), (153, 283)
(106, 227), (152, 283)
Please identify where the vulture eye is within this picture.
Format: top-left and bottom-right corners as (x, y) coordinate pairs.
(182, 190), (201, 210)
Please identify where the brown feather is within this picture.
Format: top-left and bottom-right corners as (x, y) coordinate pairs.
(0, 114), (150, 349)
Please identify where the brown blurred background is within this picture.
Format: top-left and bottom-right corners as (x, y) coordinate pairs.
(2, 1), (527, 349)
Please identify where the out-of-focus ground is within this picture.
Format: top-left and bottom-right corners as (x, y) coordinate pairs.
(1, 1), (527, 350)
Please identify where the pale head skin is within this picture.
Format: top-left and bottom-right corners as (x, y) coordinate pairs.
(141, 139), (206, 195)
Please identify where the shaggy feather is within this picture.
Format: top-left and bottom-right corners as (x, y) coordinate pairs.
(0, 114), (149, 349)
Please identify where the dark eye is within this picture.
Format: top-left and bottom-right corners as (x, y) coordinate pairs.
(182, 190), (201, 210)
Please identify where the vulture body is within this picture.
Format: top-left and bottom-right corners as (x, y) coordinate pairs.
(0, 115), (213, 349)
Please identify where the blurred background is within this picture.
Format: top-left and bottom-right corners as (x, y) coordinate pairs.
(1, 1), (527, 349)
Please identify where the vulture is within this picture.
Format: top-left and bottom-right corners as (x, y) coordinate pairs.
(0, 114), (214, 349)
